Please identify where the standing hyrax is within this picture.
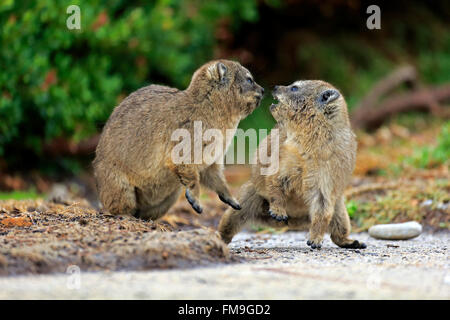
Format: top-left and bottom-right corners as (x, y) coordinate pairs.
(94, 60), (264, 220)
(219, 80), (366, 249)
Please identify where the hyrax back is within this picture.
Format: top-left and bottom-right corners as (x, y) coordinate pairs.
(219, 80), (366, 249)
(94, 60), (264, 220)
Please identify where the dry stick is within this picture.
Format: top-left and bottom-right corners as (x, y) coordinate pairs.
(354, 65), (418, 112)
(350, 65), (449, 130)
(351, 84), (450, 130)
(345, 181), (400, 199)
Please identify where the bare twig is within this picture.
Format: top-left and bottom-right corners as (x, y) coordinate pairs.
(350, 65), (449, 130)
(351, 84), (450, 130)
(354, 65), (418, 112)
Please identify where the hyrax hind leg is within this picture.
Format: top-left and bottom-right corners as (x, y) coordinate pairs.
(135, 187), (182, 221)
(96, 168), (137, 216)
(329, 196), (367, 249)
(218, 182), (265, 244)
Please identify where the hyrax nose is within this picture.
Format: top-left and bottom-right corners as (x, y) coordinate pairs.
(261, 87), (265, 95)
(274, 85), (279, 91)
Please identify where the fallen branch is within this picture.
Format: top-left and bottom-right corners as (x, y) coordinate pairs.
(345, 181), (400, 198)
(354, 65), (418, 112)
(351, 84), (450, 130)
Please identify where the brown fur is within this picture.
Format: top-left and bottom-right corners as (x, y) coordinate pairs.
(94, 60), (263, 220)
(219, 80), (366, 249)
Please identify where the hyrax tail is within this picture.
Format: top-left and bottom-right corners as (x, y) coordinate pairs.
(218, 182), (267, 244)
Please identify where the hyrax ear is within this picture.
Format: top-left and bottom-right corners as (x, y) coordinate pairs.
(207, 62), (227, 83)
(318, 89), (340, 104)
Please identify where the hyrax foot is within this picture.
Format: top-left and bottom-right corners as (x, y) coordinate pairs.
(268, 207), (288, 222)
(218, 194), (241, 210)
(306, 239), (323, 250)
(338, 239), (367, 249)
(331, 234), (367, 249)
(185, 189), (203, 214)
(219, 232), (233, 244)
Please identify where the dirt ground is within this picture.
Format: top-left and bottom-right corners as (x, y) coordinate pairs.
(0, 193), (448, 299)
(0, 231), (448, 299)
(0, 199), (232, 276)
(1, 171), (448, 277)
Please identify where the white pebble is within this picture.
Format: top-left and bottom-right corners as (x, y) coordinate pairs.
(420, 199), (433, 207)
(369, 221), (422, 240)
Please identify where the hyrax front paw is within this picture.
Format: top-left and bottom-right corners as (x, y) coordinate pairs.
(218, 194), (241, 210)
(306, 239), (323, 250)
(268, 207), (288, 222)
(185, 189), (203, 214)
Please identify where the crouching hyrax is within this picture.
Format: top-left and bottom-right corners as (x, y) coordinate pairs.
(219, 80), (366, 249)
(94, 60), (264, 220)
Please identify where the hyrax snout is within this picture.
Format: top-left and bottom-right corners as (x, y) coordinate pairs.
(219, 80), (366, 249)
(94, 60), (263, 220)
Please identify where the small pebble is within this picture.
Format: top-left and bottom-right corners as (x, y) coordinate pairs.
(369, 221), (422, 240)
(420, 199), (433, 207)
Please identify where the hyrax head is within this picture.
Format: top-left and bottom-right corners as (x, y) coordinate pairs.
(188, 59), (264, 117)
(270, 80), (349, 127)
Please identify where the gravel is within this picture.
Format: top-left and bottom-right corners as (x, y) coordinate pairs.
(0, 231), (448, 299)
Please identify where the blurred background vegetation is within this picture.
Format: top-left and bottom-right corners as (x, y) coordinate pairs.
(0, 0), (449, 177)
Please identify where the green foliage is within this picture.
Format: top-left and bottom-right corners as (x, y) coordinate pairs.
(0, 0), (259, 161)
(0, 189), (42, 200)
(346, 200), (359, 218)
(293, 3), (450, 110)
(250, 225), (278, 234)
(240, 96), (276, 132)
(405, 122), (450, 168)
(351, 180), (449, 231)
(296, 38), (393, 110)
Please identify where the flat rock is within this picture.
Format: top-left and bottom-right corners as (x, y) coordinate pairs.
(368, 221), (422, 240)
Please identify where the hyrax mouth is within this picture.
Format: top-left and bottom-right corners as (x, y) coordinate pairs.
(270, 93), (280, 111)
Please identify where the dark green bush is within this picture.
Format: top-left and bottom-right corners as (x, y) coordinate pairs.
(0, 0), (259, 162)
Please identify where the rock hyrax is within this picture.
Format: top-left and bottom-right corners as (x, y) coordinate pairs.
(218, 80), (366, 249)
(94, 60), (264, 220)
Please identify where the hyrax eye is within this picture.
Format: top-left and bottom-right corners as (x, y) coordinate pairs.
(291, 86), (299, 92)
(247, 77), (253, 84)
